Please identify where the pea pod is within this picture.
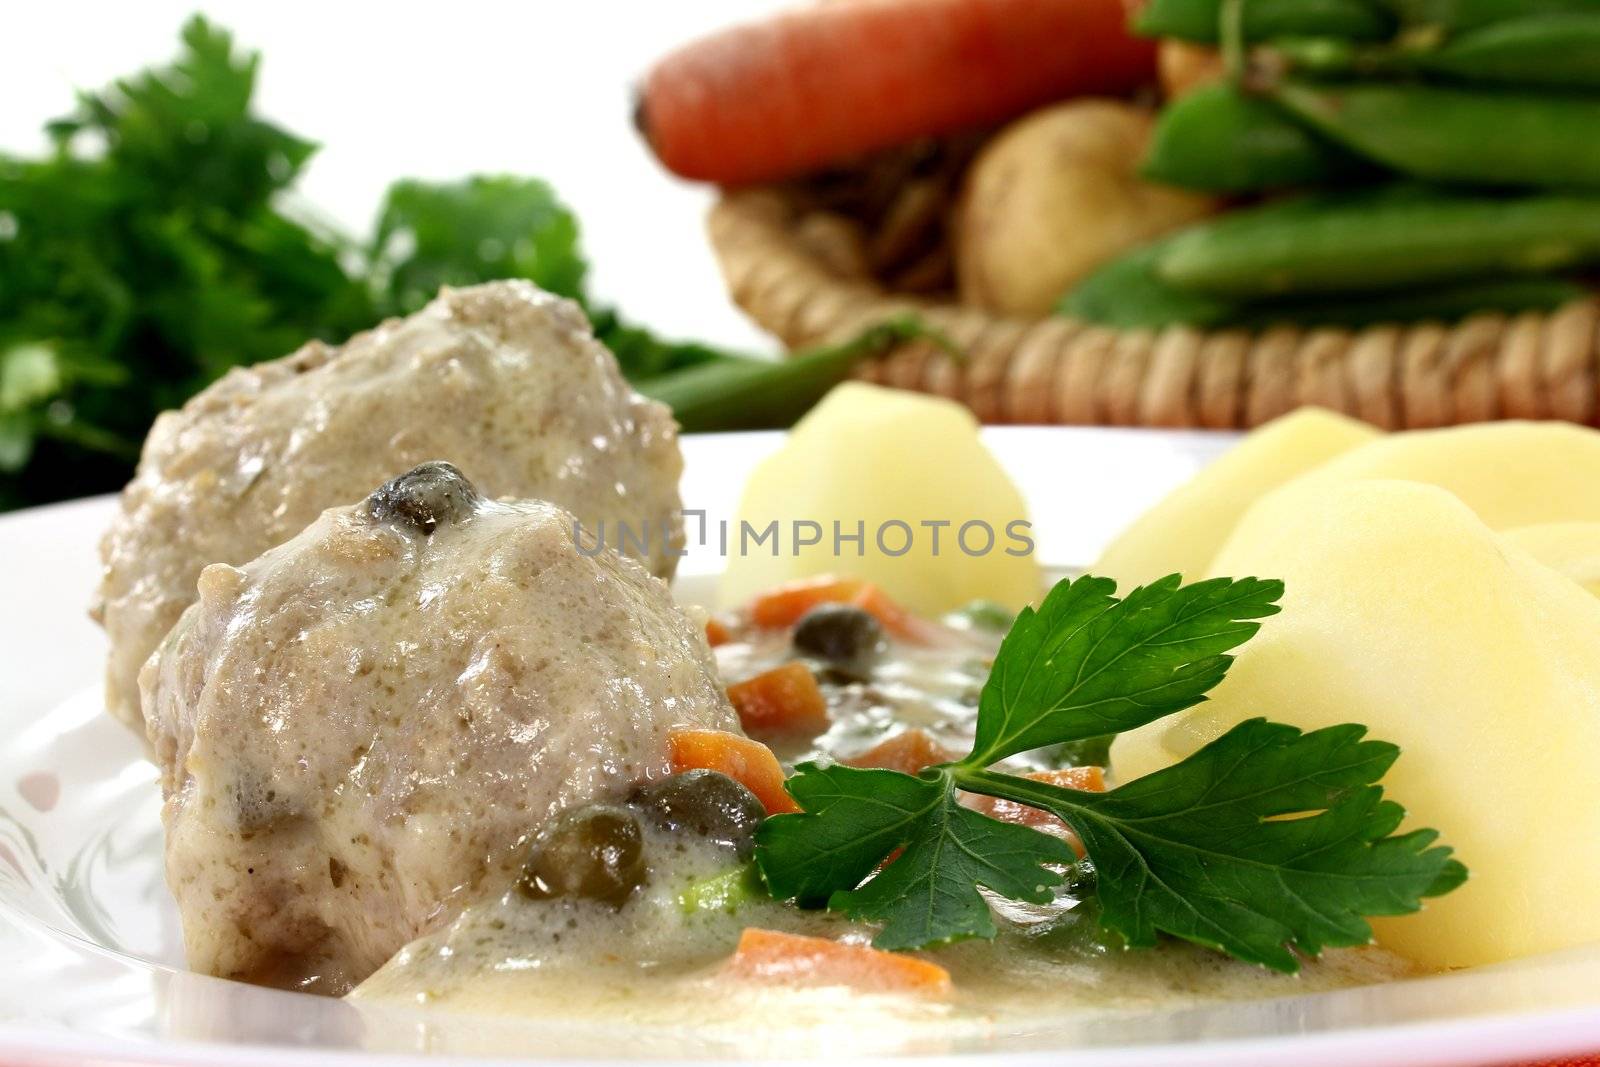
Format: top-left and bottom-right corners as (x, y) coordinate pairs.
(1408, 14), (1600, 90)
(1058, 241), (1237, 328)
(635, 316), (946, 432)
(1375, 0), (1600, 33)
(1156, 188), (1600, 298)
(1135, 0), (1394, 42)
(1060, 238), (1584, 329)
(1275, 81), (1600, 190)
(1274, 15), (1600, 90)
(1141, 83), (1370, 192)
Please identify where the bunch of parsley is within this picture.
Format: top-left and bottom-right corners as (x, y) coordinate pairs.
(2, 18), (916, 511)
(756, 574), (1466, 971)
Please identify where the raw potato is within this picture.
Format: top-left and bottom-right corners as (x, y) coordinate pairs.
(1159, 40), (1226, 100)
(719, 383), (1039, 615)
(955, 100), (1219, 316)
(1111, 479), (1600, 969)
(1294, 420), (1600, 529)
(1094, 407), (1378, 589)
(1504, 523), (1600, 596)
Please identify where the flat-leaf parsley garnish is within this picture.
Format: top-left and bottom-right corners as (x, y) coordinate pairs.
(754, 575), (1467, 971)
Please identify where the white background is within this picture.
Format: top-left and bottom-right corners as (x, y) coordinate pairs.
(2, 0), (792, 351)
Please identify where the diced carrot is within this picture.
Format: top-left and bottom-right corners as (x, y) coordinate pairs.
(1030, 766), (1106, 792)
(724, 928), (952, 997)
(638, 0), (1157, 184)
(668, 728), (801, 814)
(727, 662), (830, 738)
(748, 575), (929, 642)
(846, 729), (957, 774)
(968, 767), (1106, 849)
(847, 583), (931, 642)
(748, 575), (867, 629)
(705, 617), (733, 647)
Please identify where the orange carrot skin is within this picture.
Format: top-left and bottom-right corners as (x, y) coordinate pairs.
(970, 766), (1105, 849)
(846, 583), (931, 642)
(725, 928), (953, 996)
(668, 727), (801, 814)
(640, 0), (1158, 184)
(846, 728), (958, 773)
(728, 662), (831, 738)
(747, 575), (928, 641)
(705, 617), (733, 647)
(749, 576), (869, 629)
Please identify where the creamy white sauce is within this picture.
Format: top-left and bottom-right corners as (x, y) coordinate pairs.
(353, 605), (1419, 1028)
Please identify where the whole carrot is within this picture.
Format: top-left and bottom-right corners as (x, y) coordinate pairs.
(637, 0), (1157, 185)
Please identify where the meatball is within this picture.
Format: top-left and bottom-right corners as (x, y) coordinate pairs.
(94, 281), (684, 732)
(140, 464), (736, 995)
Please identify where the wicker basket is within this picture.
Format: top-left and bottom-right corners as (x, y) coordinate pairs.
(708, 187), (1600, 430)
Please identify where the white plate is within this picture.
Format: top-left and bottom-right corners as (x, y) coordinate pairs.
(3, 427), (1599, 1067)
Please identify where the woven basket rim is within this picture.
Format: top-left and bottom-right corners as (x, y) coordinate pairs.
(707, 186), (1600, 430)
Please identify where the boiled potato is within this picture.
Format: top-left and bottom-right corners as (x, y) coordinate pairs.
(1094, 407), (1378, 589)
(719, 383), (1039, 615)
(1504, 523), (1600, 596)
(1296, 420), (1600, 529)
(1111, 479), (1600, 969)
(955, 100), (1219, 316)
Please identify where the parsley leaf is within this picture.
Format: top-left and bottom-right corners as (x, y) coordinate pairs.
(759, 764), (1075, 950)
(969, 574), (1282, 766)
(961, 720), (1467, 971)
(754, 575), (1467, 971)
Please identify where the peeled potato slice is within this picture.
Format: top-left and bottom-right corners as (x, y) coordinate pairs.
(1294, 420), (1600, 530)
(1111, 479), (1600, 969)
(1504, 522), (1600, 596)
(720, 383), (1039, 616)
(1094, 407), (1377, 588)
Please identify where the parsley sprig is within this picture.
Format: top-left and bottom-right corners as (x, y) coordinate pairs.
(755, 575), (1466, 972)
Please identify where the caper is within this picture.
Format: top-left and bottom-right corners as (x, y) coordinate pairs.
(517, 805), (645, 906)
(364, 460), (482, 534)
(792, 604), (884, 676)
(629, 770), (765, 859)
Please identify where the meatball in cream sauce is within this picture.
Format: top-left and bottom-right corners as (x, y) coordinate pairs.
(141, 463), (735, 994)
(96, 281), (684, 731)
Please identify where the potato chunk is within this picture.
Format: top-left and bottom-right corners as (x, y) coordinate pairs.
(1111, 479), (1600, 969)
(720, 383), (1039, 616)
(1295, 420), (1600, 529)
(1504, 523), (1600, 596)
(1094, 407), (1377, 588)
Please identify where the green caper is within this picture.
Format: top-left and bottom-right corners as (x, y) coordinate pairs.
(517, 804), (645, 906)
(629, 770), (765, 859)
(365, 460), (482, 535)
(792, 604), (884, 676)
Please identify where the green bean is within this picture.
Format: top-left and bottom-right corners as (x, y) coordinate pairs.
(1136, 0), (1394, 42)
(1409, 14), (1600, 89)
(1141, 83), (1370, 192)
(1375, 0), (1600, 33)
(1060, 237), (1584, 329)
(1156, 188), (1600, 298)
(1275, 81), (1600, 190)
(634, 316), (946, 432)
